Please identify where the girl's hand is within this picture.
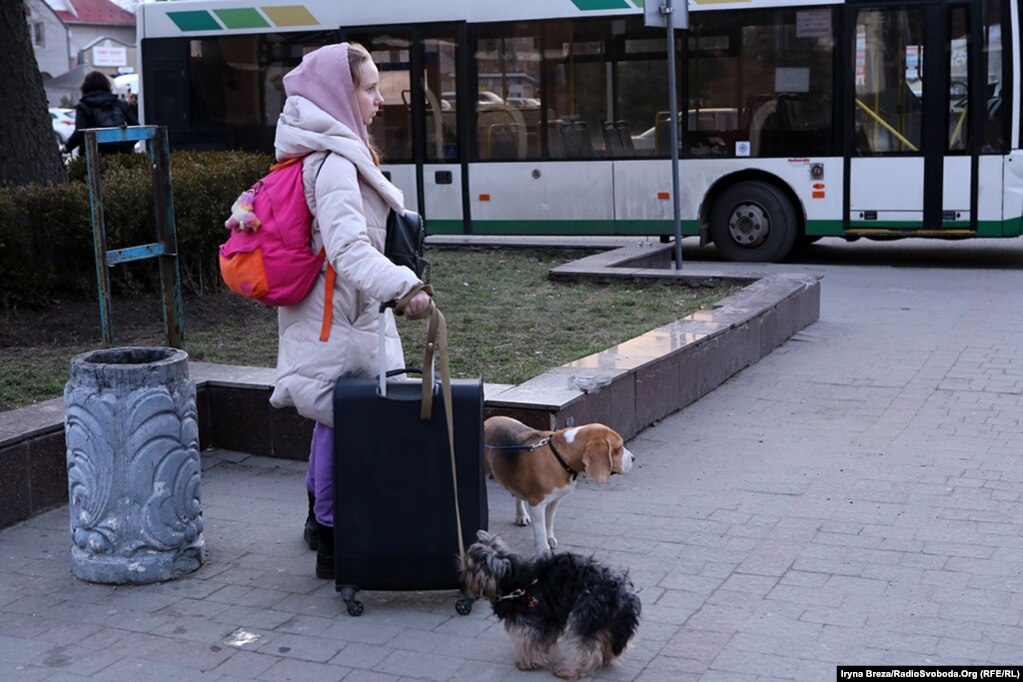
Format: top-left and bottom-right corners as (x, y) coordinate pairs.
(403, 290), (432, 316)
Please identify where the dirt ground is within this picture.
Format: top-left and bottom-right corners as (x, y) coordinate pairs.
(0, 292), (271, 350)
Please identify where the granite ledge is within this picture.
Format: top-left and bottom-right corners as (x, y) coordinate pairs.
(0, 244), (820, 528)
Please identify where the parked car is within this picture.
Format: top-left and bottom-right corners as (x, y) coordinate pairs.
(50, 107), (75, 144)
(505, 97), (541, 108)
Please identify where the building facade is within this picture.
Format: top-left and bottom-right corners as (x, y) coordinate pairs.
(28, 0), (137, 106)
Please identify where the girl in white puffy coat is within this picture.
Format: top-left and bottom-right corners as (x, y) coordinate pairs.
(269, 43), (432, 579)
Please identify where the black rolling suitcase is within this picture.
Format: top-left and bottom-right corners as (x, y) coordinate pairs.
(331, 304), (486, 616)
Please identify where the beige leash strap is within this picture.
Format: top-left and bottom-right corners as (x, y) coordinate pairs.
(412, 303), (465, 561)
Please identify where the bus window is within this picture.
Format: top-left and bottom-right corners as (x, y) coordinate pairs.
(423, 37), (458, 162)
(544, 21), (608, 159)
(365, 39), (412, 162)
(982, 0), (1004, 152)
(181, 32), (333, 150)
(854, 9), (924, 155)
(188, 37), (262, 129)
(947, 6), (970, 153)
(617, 32), (670, 158)
(476, 17), (667, 160)
(476, 25), (541, 161)
(688, 7), (835, 158)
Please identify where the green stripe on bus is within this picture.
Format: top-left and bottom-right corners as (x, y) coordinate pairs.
(213, 8), (270, 29)
(434, 220), (698, 236)
(571, 0), (632, 11)
(813, 218), (1023, 237)
(428, 218), (1023, 238)
(805, 220), (844, 236)
(261, 5), (319, 26)
(977, 218), (1023, 237)
(167, 10), (222, 31)
(424, 220), (464, 235)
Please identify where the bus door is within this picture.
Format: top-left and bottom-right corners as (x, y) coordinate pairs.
(343, 26), (467, 233)
(846, 2), (978, 234)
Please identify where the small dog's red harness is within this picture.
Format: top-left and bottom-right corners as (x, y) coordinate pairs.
(498, 579), (541, 613)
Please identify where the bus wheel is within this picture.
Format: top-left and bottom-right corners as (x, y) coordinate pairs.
(710, 181), (797, 262)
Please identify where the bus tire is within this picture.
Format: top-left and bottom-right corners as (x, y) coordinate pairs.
(710, 181), (797, 262)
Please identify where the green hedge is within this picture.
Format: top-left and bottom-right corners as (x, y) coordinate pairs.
(0, 151), (273, 310)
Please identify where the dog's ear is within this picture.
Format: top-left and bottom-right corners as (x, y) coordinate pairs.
(582, 434), (613, 483)
(476, 530), (506, 549)
(467, 535), (514, 579)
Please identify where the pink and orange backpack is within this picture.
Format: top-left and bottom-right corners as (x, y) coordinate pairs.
(219, 156), (337, 340)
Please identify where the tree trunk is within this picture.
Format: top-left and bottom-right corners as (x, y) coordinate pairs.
(0, 2), (66, 188)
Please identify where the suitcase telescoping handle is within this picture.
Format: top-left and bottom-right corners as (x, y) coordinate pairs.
(377, 300), (466, 561)
(377, 301), (445, 423)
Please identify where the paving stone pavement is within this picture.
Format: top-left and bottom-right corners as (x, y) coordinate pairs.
(1, 242), (1021, 680)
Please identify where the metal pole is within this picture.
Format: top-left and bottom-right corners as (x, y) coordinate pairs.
(85, 130), (114, 346)
(150, 126), (186, 349)
(664, 0), (683, 269)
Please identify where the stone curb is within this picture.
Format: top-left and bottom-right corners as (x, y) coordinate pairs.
(484, 243), (820, 438)
(0, 244), (819, 529)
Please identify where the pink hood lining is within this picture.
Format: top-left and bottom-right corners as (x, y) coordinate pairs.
(282, 43), (369, 149)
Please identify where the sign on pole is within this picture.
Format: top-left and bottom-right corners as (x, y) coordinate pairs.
(644, 0), (688, 30)
(643, 0), (665, 27)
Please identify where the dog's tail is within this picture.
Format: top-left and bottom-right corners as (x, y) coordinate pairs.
(609, 583), (641, 657)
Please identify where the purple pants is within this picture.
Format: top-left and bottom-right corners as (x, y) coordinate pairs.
(306, 422), (334, 527)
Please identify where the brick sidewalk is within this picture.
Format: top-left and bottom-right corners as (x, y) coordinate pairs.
(1, 254), (1021, 680)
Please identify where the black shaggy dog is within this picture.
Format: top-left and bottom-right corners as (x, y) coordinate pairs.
(459, 531), (640, 680)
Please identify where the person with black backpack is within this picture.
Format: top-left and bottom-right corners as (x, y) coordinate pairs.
(63, 71), (138, 156)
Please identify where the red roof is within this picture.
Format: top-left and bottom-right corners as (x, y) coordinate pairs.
(54, 0), (135, 27)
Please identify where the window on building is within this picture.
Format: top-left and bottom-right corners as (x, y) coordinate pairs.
(33, 22), (45, 48)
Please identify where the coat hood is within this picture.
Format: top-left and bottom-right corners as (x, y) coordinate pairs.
(275, 96), (403, 213)
(78, 90), (119, 108)
(282, 43), (369, 148)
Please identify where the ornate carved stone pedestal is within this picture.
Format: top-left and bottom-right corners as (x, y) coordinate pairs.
(64, 347), (205, 584)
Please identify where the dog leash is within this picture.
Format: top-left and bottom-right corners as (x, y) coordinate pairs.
(485, 437), (579, 480)
(497, 578), (539, 603)
(412, 301), (466, 562)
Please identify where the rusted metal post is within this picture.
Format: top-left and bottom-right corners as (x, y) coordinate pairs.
(84, 125), (186, 349)
(149, 126), (186, 349)
(84, 130), (114, 347)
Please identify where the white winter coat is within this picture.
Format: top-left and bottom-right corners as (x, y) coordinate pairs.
(269, 96), (423, 426)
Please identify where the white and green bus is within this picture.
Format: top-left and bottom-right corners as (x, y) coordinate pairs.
(137, 0), (1021, 262)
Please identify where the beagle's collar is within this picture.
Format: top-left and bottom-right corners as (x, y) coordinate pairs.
(546, 439), (579, 481)
(485, 437), (579, 481)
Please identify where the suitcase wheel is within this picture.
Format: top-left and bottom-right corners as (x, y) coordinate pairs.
(339, 585), (364, 617)
(455, 595), (474, 616)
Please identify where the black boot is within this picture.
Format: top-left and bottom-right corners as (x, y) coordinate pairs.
(303, 491), (318, 551)
(315, 522), (335, 580)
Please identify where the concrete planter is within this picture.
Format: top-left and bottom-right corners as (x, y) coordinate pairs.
(64, 347), (204, 584)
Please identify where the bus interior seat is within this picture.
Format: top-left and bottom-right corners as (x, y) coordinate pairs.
(655, 113), (680, 155)
(488, 123), (522, 159)
(547, 120), (592, 158)
(853, 122), (873, 155)
(748, 94), (812, 156)
(984, 82), (1003, 149)
(380, 103), (411, 159)
(560, 120), (593, 158)
(603, 120), (634, 156)
(547, 120), (566, 158)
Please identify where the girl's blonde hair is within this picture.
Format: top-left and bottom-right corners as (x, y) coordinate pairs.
(348, 42), (372, 86)
(347, 42), (382, 165)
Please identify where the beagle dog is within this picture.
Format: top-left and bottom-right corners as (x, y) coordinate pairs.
(484, 415), (634, 555)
